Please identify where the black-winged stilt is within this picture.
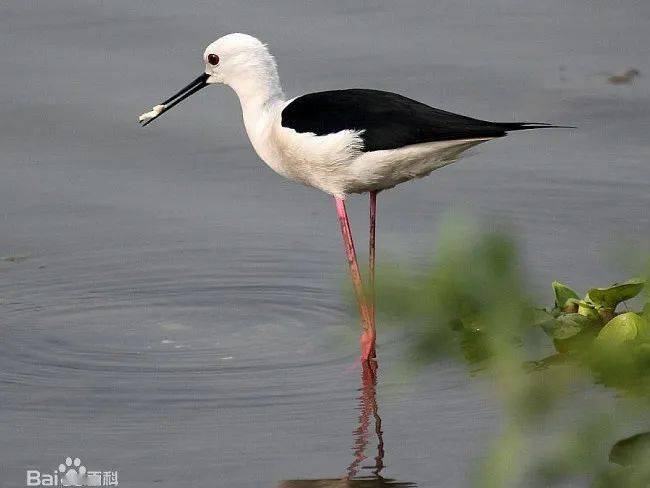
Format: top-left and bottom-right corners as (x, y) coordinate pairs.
(139, 33), (568, 365)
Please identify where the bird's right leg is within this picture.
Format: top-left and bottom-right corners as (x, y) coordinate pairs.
(368, 191), (377, 328)
(334, 197), (375, 362)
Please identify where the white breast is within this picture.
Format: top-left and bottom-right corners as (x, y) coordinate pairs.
(242, 100), (362, 194)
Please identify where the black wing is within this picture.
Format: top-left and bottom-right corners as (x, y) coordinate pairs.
(281, 89), (553, 152)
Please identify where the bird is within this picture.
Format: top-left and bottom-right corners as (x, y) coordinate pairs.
(139, 33), (568, 365)
(607, 68), (641, 85)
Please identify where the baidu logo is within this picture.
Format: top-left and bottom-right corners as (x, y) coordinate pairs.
(26, 457), (118, 486)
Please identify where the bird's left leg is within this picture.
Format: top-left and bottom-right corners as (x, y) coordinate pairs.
(334, 197), (375, 362)
(365, 191), (378, 371)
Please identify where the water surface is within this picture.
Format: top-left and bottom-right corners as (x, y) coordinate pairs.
(1, 0), (649, 486)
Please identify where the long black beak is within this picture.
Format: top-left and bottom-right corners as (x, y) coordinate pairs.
(139, 73), (210, 127)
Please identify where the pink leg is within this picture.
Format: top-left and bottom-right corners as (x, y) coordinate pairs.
(369, 191), (377, 327)
(334, 197), (375, 361)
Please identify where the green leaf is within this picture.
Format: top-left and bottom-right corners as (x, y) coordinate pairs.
(610, 432), (650, 466)
(577, 300), (600, 321)
(596, 312), (649, 347)
(552, 281), (580, 308)
(542, 313), (592, 340)
(586, 278), (646, 309)
(530, 308), (556, 328)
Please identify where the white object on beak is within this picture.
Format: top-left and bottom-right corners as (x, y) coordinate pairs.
(138, 104), (166, 123)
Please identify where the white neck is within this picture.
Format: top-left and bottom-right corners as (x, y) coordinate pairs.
(228, 65), (285, 162)
(226, 62), (285, 168)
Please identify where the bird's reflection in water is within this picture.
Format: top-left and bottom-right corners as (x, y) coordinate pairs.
(346, 361), (384, 479)
(279, 361), (416, 488)
(278, 478), (415, 487)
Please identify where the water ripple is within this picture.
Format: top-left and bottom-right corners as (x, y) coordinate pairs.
(0, 247), (355, 414)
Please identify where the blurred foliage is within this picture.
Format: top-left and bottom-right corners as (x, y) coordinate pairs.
(375, 218), (650, 487)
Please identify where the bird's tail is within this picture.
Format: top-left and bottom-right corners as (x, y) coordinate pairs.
(497, 122), (576, 131)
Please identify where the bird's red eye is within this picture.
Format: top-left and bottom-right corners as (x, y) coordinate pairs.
(207, 54), (220, 66)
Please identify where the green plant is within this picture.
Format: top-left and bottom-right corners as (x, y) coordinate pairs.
(372, 218), (650, 487)
(541, 278), (647, 354)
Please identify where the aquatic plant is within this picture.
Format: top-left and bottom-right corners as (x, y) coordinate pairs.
(373, 218), (650, 487)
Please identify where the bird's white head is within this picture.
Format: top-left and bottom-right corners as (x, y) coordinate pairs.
(139, 33), (283, 126)
(204, 34), (279, 94)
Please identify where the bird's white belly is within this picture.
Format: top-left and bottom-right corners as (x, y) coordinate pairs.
(344, 137), (494, 194)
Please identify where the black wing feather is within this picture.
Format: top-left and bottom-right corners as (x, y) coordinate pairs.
(281, 89), (553, 152)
